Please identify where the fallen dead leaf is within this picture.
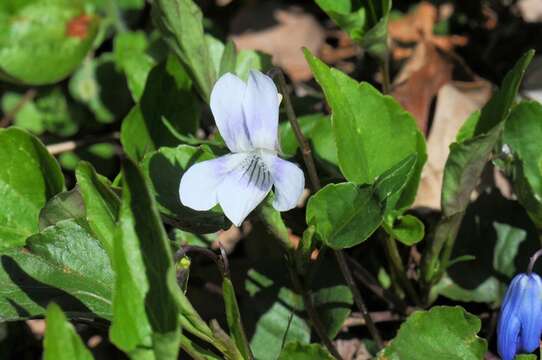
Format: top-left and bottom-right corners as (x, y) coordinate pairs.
(516, 0), (542, 23)
(392, 42), (454, 132)
(388, 2), (436, 43)
(413, 80), (492, 209)
(26, 319), (46, 338)
(388, 2), (468, 59)
(214, 225), (244, 254)
(335, 338), (372, 360)
(230, 4), (325, 81)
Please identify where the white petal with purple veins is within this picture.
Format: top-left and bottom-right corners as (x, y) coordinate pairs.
(243, 70), (279, 151)
(270, 156), (305, 211)
(210, 73), (253, 152)
(217, 153), (274, 226)
(179, 153), (246, 211)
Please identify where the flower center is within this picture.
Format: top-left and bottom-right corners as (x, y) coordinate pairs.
(240, 152), (272, 190)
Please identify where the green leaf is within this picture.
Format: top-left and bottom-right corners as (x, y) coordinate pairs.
(515, 355), (538, 360)
(374, 154), (418, 214)
(279, 114), (339, 174)
(152, 0), (216, 101)
(0, 128), (64, 249)
(504, 101), (542, 227)
(120, 56), (201, 160)
(305, 49), (426, 210)
(110, 158), (182, 359)
(69, 54), (132, 124)
(206, 34), (271, 81)
(223, 278), (252, 360)
(431, 191), (536, 304)
(306, 183), (383, 249)
(234, 50), (272, 81)
(378, 306), (487, 360)
(1, 88), (79, 136)
(314, 0), (391, 60)
(385, 214), (425, 246)
(44, 303), (94, 360)
(0, 219), (113, 321)
(0, 1), (99, 85)
(361, 0), (392, 61)
(314, 0), (365, 42)
(424, 52), (535, 283)
(39, 188), (85, 230)
(113, 31), (156, 101)
(278, 342), (334, 360)
(442, 51), (534, 218)
(76, 162), (120, 257)
(219, 40), (238, 77)
(474, 50), (535, 136)
(1, 92), (43, 133)
(141, 145), (229, 233)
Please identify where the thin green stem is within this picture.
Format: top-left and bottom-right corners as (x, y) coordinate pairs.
(421, 213), (463, 297)
(382, 235), (422, 307)
(106, 0), (127, 33)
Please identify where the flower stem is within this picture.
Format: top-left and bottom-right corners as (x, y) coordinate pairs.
(288, 267), (343, 359)
(345, 254), (408, 313)
(268, 68), (321, 192)
(270, 67), (384, 349)
(335, 250), (384, 348)
(528, 248), (542, 274)
(382, 234), (422, 307)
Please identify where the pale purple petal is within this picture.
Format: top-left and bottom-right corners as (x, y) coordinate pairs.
(179, 153), (246, 211)
(217, 154), (273, 226)
(243, 70), (279, 151)
(270, 156), (305, 211)
(210, 73), (253, 152)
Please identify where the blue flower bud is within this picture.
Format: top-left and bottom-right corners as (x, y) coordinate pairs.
(497, 273), (542, 360)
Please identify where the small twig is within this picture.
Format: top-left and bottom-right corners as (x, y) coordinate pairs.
(342, 310), (410, 328)
(335, 250), (384, 348)
(268, 68), (321, 192)
(46, 132), (120, 155)
(0, 89), (37, 127)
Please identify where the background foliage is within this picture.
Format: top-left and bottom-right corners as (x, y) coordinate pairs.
(1, 0), (542, 359)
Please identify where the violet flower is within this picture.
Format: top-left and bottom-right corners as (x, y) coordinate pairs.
(497, 250), (542, 360)
(179, 70), (305, 226)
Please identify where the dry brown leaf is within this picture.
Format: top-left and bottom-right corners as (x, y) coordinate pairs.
(388, 2), (437, 43)
(392, 42), (454, 132)
(388, 2), (468, 59)
(517, 0), (542, 23)
(413, 80), (492, 209)
(231, 5), (325, 81)
(214, 225), (244, 254)
(26, 319), (46, 338)
(335, 338), (372, 360)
